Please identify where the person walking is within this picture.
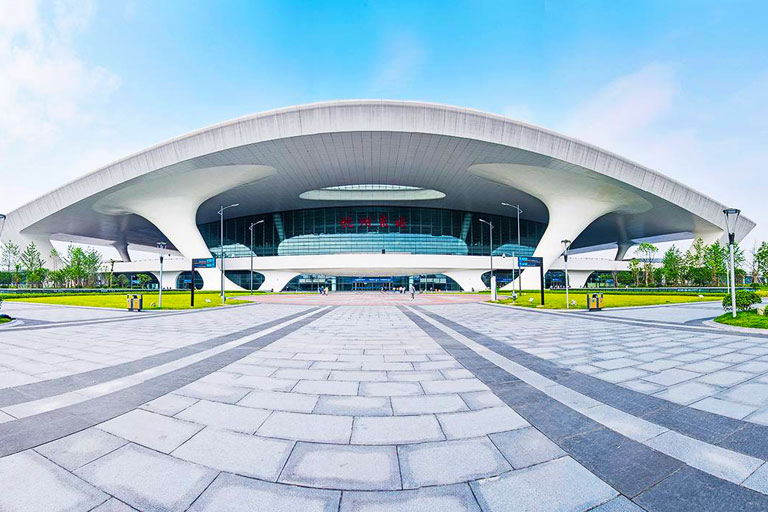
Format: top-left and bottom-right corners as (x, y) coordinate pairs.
(409, 283), (415, 300)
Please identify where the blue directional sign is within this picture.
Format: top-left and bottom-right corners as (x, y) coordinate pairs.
(518, 256), (543, 268)
(192, 257), (216, 269)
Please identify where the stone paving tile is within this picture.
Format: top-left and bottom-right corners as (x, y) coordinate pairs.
(279, 442), (401, 490)
(258, 410), (353, 443)
(36, 427), (128, 471)
(642, 368), (700, 386)
(98, 409), (203, 453)
(594, 368), (649, 383)
(172, 427), (294, 481)
(697, 370), (754, 387)
(175, 381), (252, 404)
(339, 483), (481, 511)
(90, 497), (138, 511)
(720, 383), (768, 407)
(653, 381), (720, 405)
(351, 415), (444, 445)
(590, 496), (645, 511)
(743, 462), (768, 494)
(646, 430), (763, 484)
(360, 381), (423, 396)
(437, 407), (528, 439)
(76, 442), (218, 510)
(140, 393), (198, 416)
(294, 380), (359, 396)
(398, 437), (511, 488)
(391, 394), (468, 415)
(460, 390), (505, 410)
(488, 427), (566, 469)
(314, 395), (392, 416)
(0, 450), (108, 511)
(470, 457), (618, 512)
(238, 389), (319, 413)
(690, 397), (757, 419)
(330, 370), (388, 382)
(421, 378), (488, 394)
(387, 370), (444, 381)
(175, 399), (272, 434)
(189, 473), (341, 512)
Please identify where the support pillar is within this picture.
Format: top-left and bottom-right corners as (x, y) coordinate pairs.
(258, 271), (300, 292)
(443, 270), (486, 292)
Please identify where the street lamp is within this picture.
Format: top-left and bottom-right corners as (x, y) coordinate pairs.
(157, 241), (166, 308)
(218, 204), (239, 302)
(248, 220), (265, 292)
(723, 208), (741, 318)
(479, 219), (496, 300)
(501, 203), (523, 294)
(561, 239), (572, 309)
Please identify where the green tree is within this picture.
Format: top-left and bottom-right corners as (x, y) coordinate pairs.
(1, 241), (20, 283)
(116, 274), (129, 288)
(755, 241), (768, 284)
(661, 245), (683, 286)
(60, 245), (102, 287)
(683, 238), (707, 285)
(636, 242), (658, 286)
(137, 273), (153, 288)
(703, 241), (727, 286)
(19, 242), (47, 287)
(628, 259), (642, 286)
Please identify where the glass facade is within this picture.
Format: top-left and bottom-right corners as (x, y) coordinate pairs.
(283, 274), (462, 292)
(199, 206), (545, 259)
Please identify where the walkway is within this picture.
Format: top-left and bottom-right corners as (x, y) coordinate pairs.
(0, 301), (767, 510)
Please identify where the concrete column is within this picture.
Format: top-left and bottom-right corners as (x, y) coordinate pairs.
(113, 242), (131, 263)
(150, 270), (182, 290)
(615, 241), (633, 261)
(258, 271), (300, 292)
(567, 270), (594, 289)
(443, 270), (486, 292)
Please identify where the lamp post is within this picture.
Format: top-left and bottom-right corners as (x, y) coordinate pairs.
(562, 239), (572, 309)
(248, 219), (264, 292)
(723, 208), (741, 318)
(501, 203), (523, 294)
(479, 219), (495, 300)
(218, 204), (239, 303)
(157, 242), (166, 308)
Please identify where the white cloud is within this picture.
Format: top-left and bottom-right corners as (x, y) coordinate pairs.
(0, 0), (119, 147)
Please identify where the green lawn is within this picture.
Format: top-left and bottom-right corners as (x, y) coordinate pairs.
(492, 291), (722, 309)
(0, 317), (11, 324)
(6, 292), (251, 310)
(714, 310), (768, 329)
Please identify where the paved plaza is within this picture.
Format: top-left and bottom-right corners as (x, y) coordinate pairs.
(1, 298), (768, 510)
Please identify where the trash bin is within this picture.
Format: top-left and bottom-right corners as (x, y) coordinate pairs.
(127, 294), (143, 312)
(587, 293), (603, 311)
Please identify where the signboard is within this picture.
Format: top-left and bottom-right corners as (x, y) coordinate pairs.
(192, 257), (216, 269)
(518, 256), (543, 268)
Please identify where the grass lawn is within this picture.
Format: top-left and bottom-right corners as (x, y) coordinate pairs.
(0, 317), (11, 324)
(6, 292), (251, 310)
(492, 291), (722, 310)
(714, 310), (768, 329)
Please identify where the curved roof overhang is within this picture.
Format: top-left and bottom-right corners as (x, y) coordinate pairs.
(3, 100), (755, 253)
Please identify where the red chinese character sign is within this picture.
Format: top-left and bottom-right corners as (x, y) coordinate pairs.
(338, 214), (408, 230)
(378, 215), (388, 228)
(396, 217), (407, 228)
(340, 217), (353, 229)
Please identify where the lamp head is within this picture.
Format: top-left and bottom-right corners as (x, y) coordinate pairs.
(722, 208), (741, 240)
(561, 239), (572, 253)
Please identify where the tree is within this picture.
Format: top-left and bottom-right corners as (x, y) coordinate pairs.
(637, 242), (658, 286)
(137, 273), (153, 288)
(683, 238), (708, 285)
(755, 242), (768, 284)
(19, 242), (47, 287)
(116, 274), (129, 288)
(60, 245), (103, 287)
(661, 245), (683, 286)
(703, 241), (727, 286)
(628, 259), (642, 286)
(1, 241), (20, 274)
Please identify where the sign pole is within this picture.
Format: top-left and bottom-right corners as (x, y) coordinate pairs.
(540, 263), (545, 306)
(190, 262), (195, 307)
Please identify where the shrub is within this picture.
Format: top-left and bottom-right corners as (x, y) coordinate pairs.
(722, 290), (762, 312)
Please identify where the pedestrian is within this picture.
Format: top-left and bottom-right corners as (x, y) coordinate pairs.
(409, 283), (415, 299)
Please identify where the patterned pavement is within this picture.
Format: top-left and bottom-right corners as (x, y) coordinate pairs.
(0, 300), (767, 510)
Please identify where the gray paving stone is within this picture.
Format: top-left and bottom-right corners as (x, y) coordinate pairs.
(352, 415), (444, 444)
(438, 407), (528, 439)
(330, 370), (388, 381)
(745, 408), (768, 425)
(279, 442), (400, 490)
(258, 411), (353, 443)
(76, 443), (217, 512)
(489, 427), (566, 468)
(653, 381), (719, 405)
(0, 450), (108, 512)
(743, 462), (768, 495)
(314, 395), (391, 416)
(679, 360), (733, 373)
(140, 393), (198, 416)
(238, 389), (319, 412)
(697, 370), (754, 387)
(90, 498), (137, 511)
(175, 382), (252, 404)
(636, 359), (681, 372)
(460, 390), (505, 409)
(294, 380), (359, 396)
(360, 381), (423, 396)
(470, 457), (618, 512)
(272, 368), (331, 380)
(421, 378), (488, 394)
(736, 361), (768, 373)
(387, 370), (444, 381)
(391, 394), (468, 414)
(340, 483), (481, 511)
(190, 473), (340, 512)
(172, 427), (294, 481)
(622, 379), (664, 394)
(234, 375), (298, 391)
(176, 400), (271, 434)
(36, 427), (128, 471)
(721, 383), (768, 406)
(642, 368), (700, 386)
(590, 496), (645, 511)
(98, 409), (203, 453)
(399, 437), (511, 488)
(593, 358), (640, 370)
(594, 368), (649, 383)
(690, 397), (756, 419)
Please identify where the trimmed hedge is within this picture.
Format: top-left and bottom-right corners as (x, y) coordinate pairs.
(722, 291), (762, 312)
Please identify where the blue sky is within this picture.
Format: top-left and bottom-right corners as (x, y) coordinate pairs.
(1, 0), (767, 252)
